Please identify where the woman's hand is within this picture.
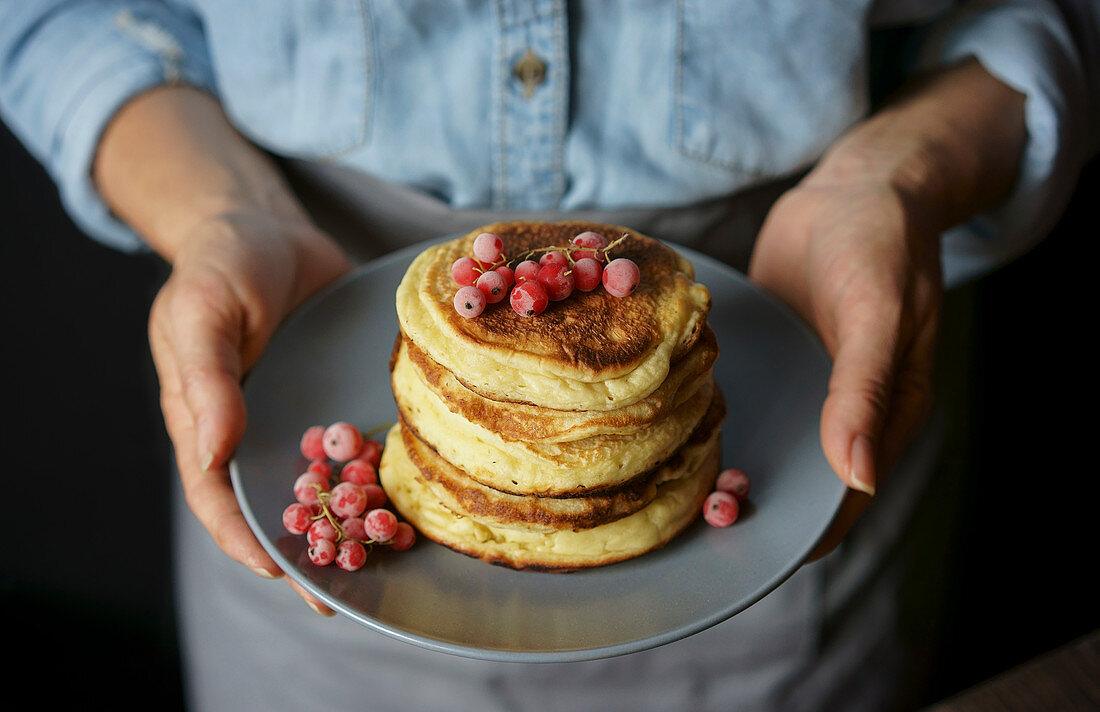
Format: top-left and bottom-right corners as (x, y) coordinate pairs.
(750, 172), (942, 559)
(748, 59), (1026, 559)
(148, 210), (350, 609)
(94, 85), (352, 613)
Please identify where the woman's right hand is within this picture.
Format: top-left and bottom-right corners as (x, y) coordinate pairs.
(148, 209), (351, 613)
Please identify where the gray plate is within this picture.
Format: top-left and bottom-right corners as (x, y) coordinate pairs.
(230, 239), (845, 663)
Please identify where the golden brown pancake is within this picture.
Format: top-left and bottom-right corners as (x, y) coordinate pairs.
(399, 386), (726, 533)
(395, 221), (712, 411)
(395, 325), (718, 443)
(379, 423), (722, 572)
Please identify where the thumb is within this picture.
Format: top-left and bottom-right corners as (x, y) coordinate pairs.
(819, 307), (901, 496)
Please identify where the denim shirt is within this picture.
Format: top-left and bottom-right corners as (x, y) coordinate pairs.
(0, 0), (1093, 286)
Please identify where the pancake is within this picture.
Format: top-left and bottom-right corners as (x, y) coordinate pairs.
(400, 386), (726, 533)
(394, 354), (715, 496)
(395, 221), (712, 411)
(396, 325), (718, 443)
(379, 423), (722, 571)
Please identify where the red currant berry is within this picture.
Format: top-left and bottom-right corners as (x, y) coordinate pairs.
(570, 231), (609, 262)
(539, 250), (568, 268)
(282, 502), (313, 535)
(308, 538), (336, 566)
(357, 438), (383, 468)
(307, 518), (339, 546)
(703, 491), (740, 527)
(364, 508), (399, 543)
(475, 269), (508, 304)
(514, 260), (540, 284)
(362, 483), (388, 510)
(494, 264), (515, 290)
(341, 516), (368, 541)
(306, 459), (332, 478)
(472, 232), (505, 264)
(293, 471), (330, 506)
(602, 258), (641, 298)
(453, 285), (486, 318)
(451, 256), (483, 286)
(390, 522), (417, 552)
(335, 540), (368, 571)
(571, 257), (603, 292)
(329, 481), (368, 518)
(323, 422), (363, 462)
(340, 458), (378, 487)
(715, 468), (751, 501)
(510, 280), (549, 317)
(537, 262), (575, 301)
(299, 425), (326, 461)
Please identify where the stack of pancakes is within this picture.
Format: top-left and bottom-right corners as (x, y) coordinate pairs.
(378, 221), (724, 571)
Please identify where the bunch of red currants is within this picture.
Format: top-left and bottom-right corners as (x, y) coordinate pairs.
(281, 422), (415, 571)
(452, 230), (642, 318)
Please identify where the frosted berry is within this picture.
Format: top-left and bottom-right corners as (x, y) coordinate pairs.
(364, 508), (399, 543)
(454, 285), (486, 318)
(539, 250), (569, 268)
(571, 257), (603, 292)
(494, 264), (515, 290)
(475, 269), (508, 304)
(307, 518), (339, 546)
(362, 483), (388, 510)
(340, 458), (378, 487)
(391, 522), (417, 552)
(514, 260), (540, 284)
(571, 231), (609, 262)
(510, 280), (549, 317)
(715, 468), (751, 501)
(537, 262), (575, 301)
(294, 471), (330, 506)
(282, 502), (313, 535)
(602, 258), (641, 298)
(473, 232), (505, 264)
(703, 491), (740, 527)
(323, 422), (363, 462)
(329, 481), (368, 518)
(358, 439), (383, 468)
(308, 538), (337, 566)
(335, 540), (368, 571)
(299, 425), (327, 461)
(341, 516), (368, 542)
(306, 459), (332, 478)
(451, 256), (483, 286)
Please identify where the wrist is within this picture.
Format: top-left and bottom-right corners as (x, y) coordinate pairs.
(94, 85), (315, 261)
(805, 58), (1026, 233)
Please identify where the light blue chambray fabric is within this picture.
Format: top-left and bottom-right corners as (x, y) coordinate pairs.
(0, 0), (1092, 279)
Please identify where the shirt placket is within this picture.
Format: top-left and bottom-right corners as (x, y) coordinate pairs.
(492, 0), (569, 210)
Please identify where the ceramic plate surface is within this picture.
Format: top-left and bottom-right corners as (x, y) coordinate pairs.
(231, 239), (845, 663)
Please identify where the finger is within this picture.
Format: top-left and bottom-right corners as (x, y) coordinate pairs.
(168, 284), (249, 472)
(819, 301), (901, 496)
(876, 317), (937, 478)
(151, 294), (283, 578)
(287, 578), (335, 617)
(805, 489), (874, 562)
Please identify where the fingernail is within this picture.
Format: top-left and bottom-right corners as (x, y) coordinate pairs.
(849, 435), (876, 496)
(200, 450), (215, 472)
(307, 600), (334, 617)
(250, 566), (280, 580)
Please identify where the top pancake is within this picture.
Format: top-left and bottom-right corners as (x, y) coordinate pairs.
(395, 221), (712, 411)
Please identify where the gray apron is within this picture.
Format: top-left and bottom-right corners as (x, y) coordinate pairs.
(172, 162), (954, 712)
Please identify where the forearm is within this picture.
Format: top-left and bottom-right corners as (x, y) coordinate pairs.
(92, 85), (314, 261)
(808, 58), (1028, 234)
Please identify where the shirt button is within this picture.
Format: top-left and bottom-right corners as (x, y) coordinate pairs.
(512, 49), (547, 98)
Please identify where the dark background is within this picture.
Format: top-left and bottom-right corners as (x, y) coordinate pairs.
(1, 116), (1096, 706)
